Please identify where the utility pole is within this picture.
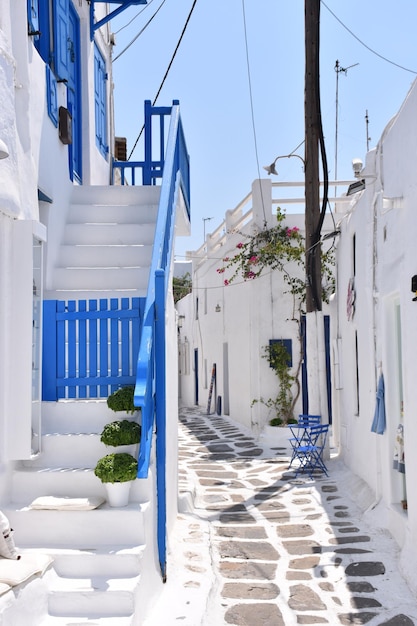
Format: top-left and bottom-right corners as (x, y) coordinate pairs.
(304, 0), (321, 314)
(304, 0), (329, 427)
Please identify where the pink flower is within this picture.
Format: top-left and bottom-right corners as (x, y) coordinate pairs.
(224, 279), (229, 286)
(217, 267), (225, 274)
(249, 255), (259, 264)
(223, 257), (229, 262)
(245, 271), (256, 279)
(286, 226), (300, 237)
(236, 242), (244, 249)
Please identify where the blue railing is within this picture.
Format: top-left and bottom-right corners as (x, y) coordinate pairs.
(113, 100), (190, 221)
(131, 101), (190, 581)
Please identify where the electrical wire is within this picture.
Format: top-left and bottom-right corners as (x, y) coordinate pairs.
(113, 0), (158, 35)
(241, 0), (267, 226)
(322, 1), (417, 75)
(127, 0), (199, 160)
(113, 0), (167, 62)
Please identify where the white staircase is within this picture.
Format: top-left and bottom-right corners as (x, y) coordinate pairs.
(5, 404), (161, 625)
(48, 185), (160, 301)
(2, 186), (164, 624)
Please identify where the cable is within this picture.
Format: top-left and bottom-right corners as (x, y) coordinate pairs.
(113, 0), (167, 62)
(241, 0), (267, 226)
(322, 1), (417, 75)
(127, 0), (199, 160)
(113, 0), (158, 35)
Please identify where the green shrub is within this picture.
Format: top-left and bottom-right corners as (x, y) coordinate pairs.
(94, 453), (138, 483)
(107, 386), (136, 414)
(100, 420), (141, 447)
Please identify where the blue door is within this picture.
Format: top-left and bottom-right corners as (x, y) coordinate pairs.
(67, 3), (82, 182)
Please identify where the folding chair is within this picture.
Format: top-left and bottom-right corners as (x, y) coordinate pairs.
(288, 415), (321, 468)
(292, 423), (329, 477)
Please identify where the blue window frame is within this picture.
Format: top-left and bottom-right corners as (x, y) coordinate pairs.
(46, 66), (58, 127)
(94, 44), (108, 158)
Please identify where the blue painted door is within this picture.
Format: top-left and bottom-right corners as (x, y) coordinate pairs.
(67, 3), (82, 182)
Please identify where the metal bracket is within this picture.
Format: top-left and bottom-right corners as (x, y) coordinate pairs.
(90, 1), (147, 40)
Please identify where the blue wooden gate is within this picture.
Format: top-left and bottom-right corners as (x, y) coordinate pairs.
(42, 298), (145, 401)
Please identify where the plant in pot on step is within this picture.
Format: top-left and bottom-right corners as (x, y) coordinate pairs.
(94, 452), (138, 507)
(106, 385), (137, 415)
(100, 419), (141, 455)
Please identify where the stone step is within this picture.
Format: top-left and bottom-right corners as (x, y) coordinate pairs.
(68, 203), (158, 225)
(47, 574), (138, 618)
(11, 466), (151, 505)
(52, 266), (150, 291)
(62, 223), (156, 246)
(70, 184), (160, 207)
(59, 244), (153, 268)
(5, 503), (148, 548)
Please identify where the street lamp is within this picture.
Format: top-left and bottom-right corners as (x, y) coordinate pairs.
(263, 153), (305, 176)
(203, 216), (213, 241)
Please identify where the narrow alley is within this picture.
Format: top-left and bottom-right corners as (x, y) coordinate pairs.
(143, 408), (417, 626)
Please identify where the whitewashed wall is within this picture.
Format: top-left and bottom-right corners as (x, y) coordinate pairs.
(177, 179), (334, 436)
(333, 77), (417, 594)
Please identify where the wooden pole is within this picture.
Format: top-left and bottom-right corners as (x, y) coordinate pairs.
(304, 0), (322, 313)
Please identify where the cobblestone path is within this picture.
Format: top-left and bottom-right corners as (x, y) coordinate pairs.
(173, 408), (417, 626)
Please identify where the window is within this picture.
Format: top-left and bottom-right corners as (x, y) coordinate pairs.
(28, 0), (70, 76)
(94, 44), (108, 158)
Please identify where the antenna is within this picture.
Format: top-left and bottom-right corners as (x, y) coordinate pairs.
(334, 60), (359, 194)
(365, 110), (371, 152)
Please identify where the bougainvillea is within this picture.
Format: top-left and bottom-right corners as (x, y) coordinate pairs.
(217, 208), (334, 304)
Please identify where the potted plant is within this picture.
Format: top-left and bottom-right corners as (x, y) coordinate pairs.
(107, 386), (137, 415)
(100, 419), (141, 454)
(94, 452), (138, 507)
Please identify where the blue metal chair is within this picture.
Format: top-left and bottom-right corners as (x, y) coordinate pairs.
(292, 423), (329, 477)
(288, 415), (322, 468)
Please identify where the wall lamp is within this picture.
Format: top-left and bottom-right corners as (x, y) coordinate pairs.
(263, 153), (305, 176)
(0, 139), (10, 160)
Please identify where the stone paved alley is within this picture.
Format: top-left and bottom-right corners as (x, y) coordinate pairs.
(143, 408), (417, 626)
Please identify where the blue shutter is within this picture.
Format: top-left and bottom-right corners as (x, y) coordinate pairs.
(53, 0), (69, 81)
(46, 66), (58, 126)
(94, 44), (108, 158)
(27, 0), (40, 35)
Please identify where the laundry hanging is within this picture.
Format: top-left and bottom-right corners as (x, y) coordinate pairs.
(371, 373), (386, 435)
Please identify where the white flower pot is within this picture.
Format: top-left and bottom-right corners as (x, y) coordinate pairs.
(105, 481), (133, 507)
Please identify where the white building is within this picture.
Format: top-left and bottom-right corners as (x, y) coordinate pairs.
(0, 1), (190, 622)
(177, 178), (345, 435)
(333, 77), (417, 595)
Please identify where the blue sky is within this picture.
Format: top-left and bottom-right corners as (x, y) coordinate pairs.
(111, 1), (417, 260)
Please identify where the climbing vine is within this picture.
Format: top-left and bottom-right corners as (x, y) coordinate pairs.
(217, 208), (335, 425)
(217, 208), (335, 305)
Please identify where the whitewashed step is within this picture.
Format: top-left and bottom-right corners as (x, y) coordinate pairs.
(22, 434), (128, 468)
(11, 467), (150, 504)
(5, 504), (147, 547)
(47, 574), (139, 618)
(41, 401), (119, 433)
(70, 184), (160, 207)
(59, 244), (152, 268)
(68, 204), (158, 224)
(52, 267), (150, 291)
(62, 223), (156, 246)
(48, 288), (147, 300)
(40, 616), (134, 625)
(21, 546), (144, 579)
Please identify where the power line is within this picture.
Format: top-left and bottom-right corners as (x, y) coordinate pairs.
(127, 0), (199, 160)
(113, 0), (167, 62)
(322, 1), (417, 75)
(113, 0), (158, 35)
